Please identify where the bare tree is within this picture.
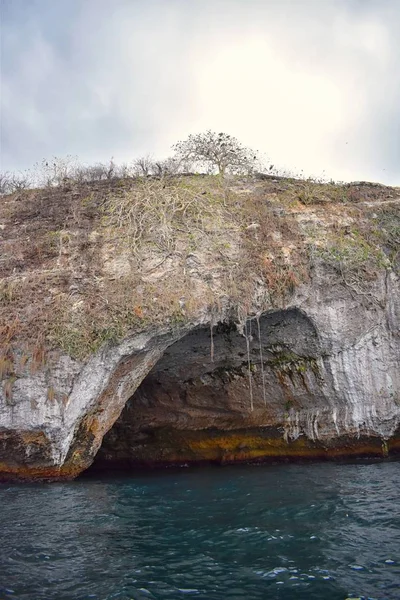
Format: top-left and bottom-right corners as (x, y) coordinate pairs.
(73, 159), (125, 183)
(172, 130), (259, 176)
(0, 171), (32, 194)
(133, 155), (155, 177)
(152, 157), (183, 177)
(105, 158), (116, 180)
(35, 155), (79, 187)
(133, 155), (190, 178)
(116, 162), (133, 178)
(72, 163), (106, 183)
(0, 172), (12, 195)
(11, 172), (32, 191)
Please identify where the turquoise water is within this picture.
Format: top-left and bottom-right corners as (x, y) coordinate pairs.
(0, 461), (399, 600)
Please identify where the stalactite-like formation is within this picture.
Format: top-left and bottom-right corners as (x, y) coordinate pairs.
(256, 315), (267, 407)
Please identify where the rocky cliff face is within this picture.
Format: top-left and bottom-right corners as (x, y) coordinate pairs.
(1, 176), (399, 479)
(94, 270), (400, 469)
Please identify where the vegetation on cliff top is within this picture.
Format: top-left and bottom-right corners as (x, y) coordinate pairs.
(1, 133), (399, 365)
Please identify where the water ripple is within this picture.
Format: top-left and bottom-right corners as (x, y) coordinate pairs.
(0, 461), (399, 599)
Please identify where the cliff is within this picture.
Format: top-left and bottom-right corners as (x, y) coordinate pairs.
(0, 175), (399, 479)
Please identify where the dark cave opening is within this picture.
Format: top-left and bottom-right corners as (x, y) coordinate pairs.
(91, 308), (323, 470)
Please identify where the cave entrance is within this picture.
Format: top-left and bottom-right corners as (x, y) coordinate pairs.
(91, 308), (320, 470)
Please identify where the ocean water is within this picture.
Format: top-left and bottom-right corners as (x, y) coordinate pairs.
(0, 460), (399, 600)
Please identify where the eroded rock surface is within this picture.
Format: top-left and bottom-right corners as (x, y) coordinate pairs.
(1, 270), (400, 479)
(95, 279), (400, 469)
(1, 177), (399, 478)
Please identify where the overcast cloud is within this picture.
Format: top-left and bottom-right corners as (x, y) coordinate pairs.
(1, 0), (399, 184)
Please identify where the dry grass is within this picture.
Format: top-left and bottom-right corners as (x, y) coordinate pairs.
(1, 174), (398, 360)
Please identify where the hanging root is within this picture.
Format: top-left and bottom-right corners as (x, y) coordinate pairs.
(257, 315), (267, 406)
(210, 318), (214, 363)
(245, 318), (254, 412)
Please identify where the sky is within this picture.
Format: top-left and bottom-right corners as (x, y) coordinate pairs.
(1, 0), (399, 184)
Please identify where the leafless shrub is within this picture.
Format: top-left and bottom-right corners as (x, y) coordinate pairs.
(0, 170), (33, 194)
(12, 171), (33, 191)
(104, 159), (116, 180)
(72, 162), (112, 183)
(133, 155), (155, 177)
(34, 157), (127, 186)
(34, 155), (79, 187)
(71, 158), (134, 183)
(132, 155), (192, 178)
(152, 157), (183, 177)
(0, 172), (12, 195)
(116, 163), (133, 178)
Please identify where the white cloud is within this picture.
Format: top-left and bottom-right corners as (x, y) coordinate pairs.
(1, 0), (399, 184)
